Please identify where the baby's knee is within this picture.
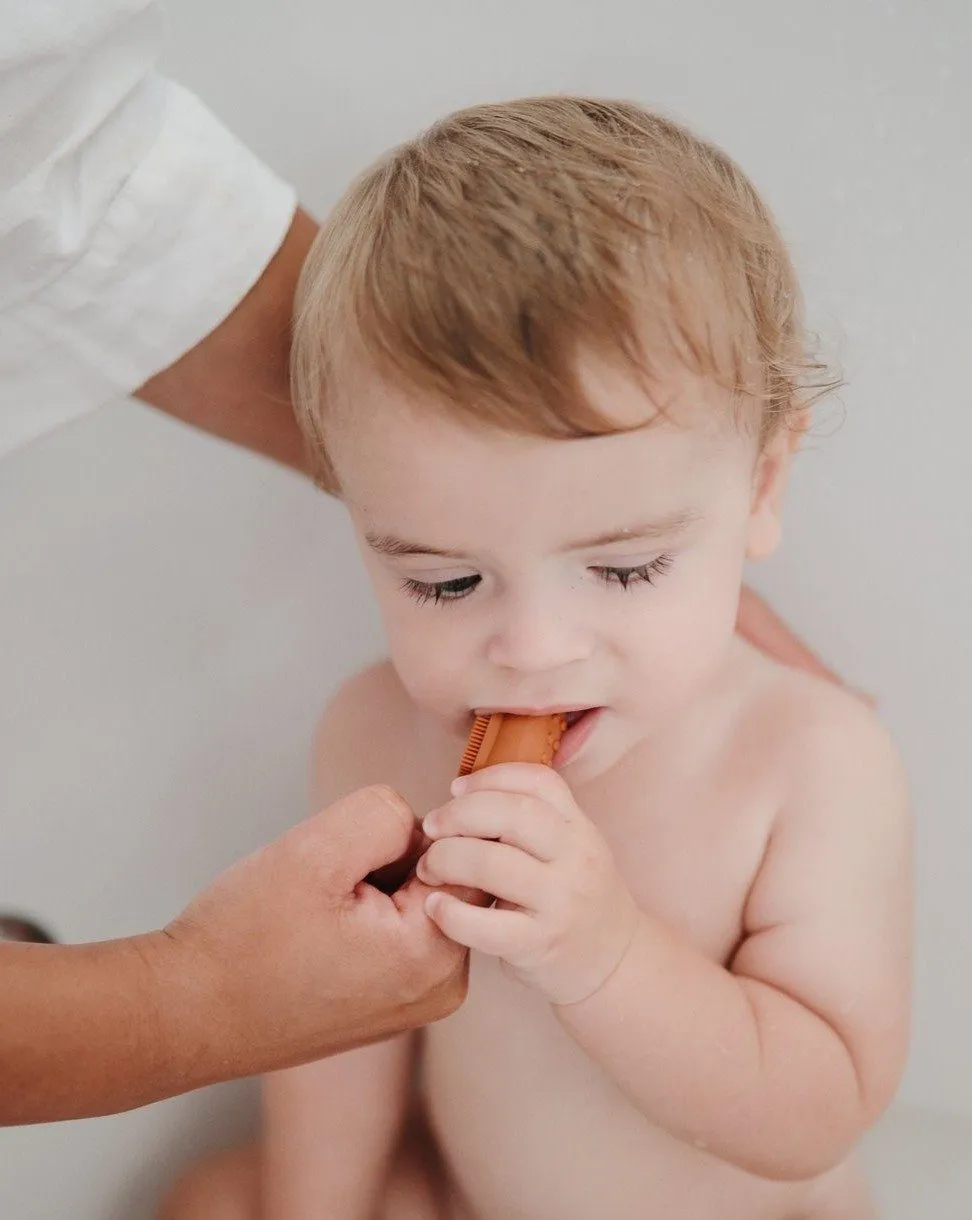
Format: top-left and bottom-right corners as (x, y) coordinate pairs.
(157, 1144), (258, 1220)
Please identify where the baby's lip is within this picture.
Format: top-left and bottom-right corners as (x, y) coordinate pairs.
(473, 705), (595, 719)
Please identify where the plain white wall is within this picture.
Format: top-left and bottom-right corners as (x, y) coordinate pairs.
(1, 1), (970, 1216)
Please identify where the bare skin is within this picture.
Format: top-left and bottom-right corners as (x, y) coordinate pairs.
(161, 647), (901, 1220)
(160, 360), (910, 1220)
(135, 207), (318, 474)
(1, 788), (468, 1125)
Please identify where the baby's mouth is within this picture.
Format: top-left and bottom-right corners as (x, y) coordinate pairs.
(461, 707), (604, 768)
(554, 707), (606, 767)
(471, 707), (597, 726)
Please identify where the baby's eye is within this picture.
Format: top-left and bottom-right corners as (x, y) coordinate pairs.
(593, 554), (674, 590)
(401, 574), (482, 605)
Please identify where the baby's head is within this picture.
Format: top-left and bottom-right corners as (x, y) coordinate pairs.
(294, 97), (836, 781)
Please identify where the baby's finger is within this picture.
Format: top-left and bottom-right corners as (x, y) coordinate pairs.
(423, 790), (564, 861)
(425, 892), (535, 958)
(452, 762), (579, 822)
(417, 837), (548, 910)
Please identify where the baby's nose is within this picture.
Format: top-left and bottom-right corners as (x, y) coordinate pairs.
(485, 605), (592, 674)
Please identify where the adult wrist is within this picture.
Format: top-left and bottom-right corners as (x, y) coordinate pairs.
(129, 926), (234, 1100)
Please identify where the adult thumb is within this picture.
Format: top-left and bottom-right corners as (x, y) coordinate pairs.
(296, 785), (418, 894)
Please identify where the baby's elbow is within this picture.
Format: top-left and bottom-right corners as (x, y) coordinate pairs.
(737, 1112), (866, 1183)
(747, 1144), (855, 1184)
(746, 1034), (903, 1182)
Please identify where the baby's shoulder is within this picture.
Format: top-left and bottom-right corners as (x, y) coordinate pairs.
(311, 660), (452, 808)
(317, 658), (413, 734)
(733, 655), (910, 961)
(310, 658), (412, 800)
(738, 651), (907, 821)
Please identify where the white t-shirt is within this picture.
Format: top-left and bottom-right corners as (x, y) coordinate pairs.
(0, 0), (297, 458)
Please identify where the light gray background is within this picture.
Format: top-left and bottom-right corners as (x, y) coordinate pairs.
(2, 1), (971, 1217)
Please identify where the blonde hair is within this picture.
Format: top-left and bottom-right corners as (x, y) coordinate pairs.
(293, 96), (837, 489)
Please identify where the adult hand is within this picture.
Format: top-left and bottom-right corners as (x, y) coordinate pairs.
(156, 785), (468, 1079)
(1, 785), (467, 1125)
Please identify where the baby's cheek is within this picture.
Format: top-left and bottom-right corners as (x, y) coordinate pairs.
(677, 544), (746, 651)
(633, 593), (737, 705)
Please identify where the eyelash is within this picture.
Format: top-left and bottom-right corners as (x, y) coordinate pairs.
(401, 554), (675, 606)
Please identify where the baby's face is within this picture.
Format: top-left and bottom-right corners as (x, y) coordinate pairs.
(327, 356), (785, 784)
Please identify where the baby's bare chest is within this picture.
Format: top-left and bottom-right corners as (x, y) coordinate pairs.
(605, 781), (776, 962)
(422, 955), (809, 1220)
(416, 759), (791, 1220)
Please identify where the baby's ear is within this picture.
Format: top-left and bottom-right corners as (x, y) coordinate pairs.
(746, 417), (802, 560)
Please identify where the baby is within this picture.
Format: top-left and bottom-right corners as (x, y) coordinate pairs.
(163, 97), (911, 1220)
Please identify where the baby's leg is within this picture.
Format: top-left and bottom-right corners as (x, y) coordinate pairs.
(157, 1121), (451, 1220)
(156, 1144), (258, 1220)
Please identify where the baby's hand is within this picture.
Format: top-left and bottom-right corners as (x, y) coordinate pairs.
(417, 764), (639, 1005)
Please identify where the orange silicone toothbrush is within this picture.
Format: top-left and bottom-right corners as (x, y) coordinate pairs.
(457, 712), (567, 777)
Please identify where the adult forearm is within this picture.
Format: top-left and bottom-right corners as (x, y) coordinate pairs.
(735, 587), (843, 686)
(136, 208), (319, 475)
(0, 933), (213, 1125)
(554, 916), (864, 1180)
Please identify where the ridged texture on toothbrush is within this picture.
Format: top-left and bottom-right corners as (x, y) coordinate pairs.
(457, 713), (567, 777)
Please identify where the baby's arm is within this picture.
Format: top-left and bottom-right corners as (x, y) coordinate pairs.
(261, 677), (419, 1218)
(556, 696), (911, 1180)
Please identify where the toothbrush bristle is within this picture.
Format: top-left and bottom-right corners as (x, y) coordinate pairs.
(457, 714), (492, 777)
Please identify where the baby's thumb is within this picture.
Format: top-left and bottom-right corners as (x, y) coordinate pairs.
(299, 785), (418, 895)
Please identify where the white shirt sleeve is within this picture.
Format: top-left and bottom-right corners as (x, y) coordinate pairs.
(0, 1), (297, 458)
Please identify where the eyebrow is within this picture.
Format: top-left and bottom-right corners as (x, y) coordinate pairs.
(365, 509), (701, 560)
